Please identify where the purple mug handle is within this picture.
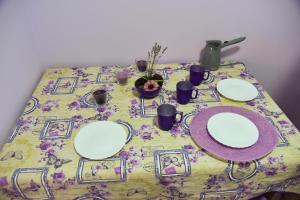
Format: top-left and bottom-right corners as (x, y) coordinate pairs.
(191, 89), (199, 99)
(175, 111), (183, 123)
(203, 70), (210, 80)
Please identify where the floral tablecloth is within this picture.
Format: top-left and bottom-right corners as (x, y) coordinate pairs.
(0, 62), (299, 200)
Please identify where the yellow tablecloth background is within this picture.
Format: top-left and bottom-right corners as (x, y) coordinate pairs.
(0, 62), (299, 200)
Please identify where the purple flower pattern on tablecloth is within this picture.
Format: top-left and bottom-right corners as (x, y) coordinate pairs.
(238, 182), (264, 199)
(204, 174), (227, 190)
(255, 102), (282, 118)
(82, 184), (111, 199)
(22, 180), (41, 192)
(68, 100), (81, 110)
(0, 177), (8, 187)
(37, 140), (70, 169)
(68, 95), (89, 110)
(119, 146), (144, 173)
(101, 65), (114, 73)
(38, 100), (59, 112)
(71, 115), (88, 129)
(276, 120), (298, 135)
(14, 116), (39, 136)
(60, 81), (71, 88)
(170, 125), (188, 138)
(156, 177), (194, 199)
(49, 172), (76, 190)
(77, 78), (94, 87)
(42, 80), (55, 95)
(216, 71), (232, 80)
(96, 104), (118, 121)
(238, 161), (251, 169)
(243, 94), (298, 136)
(0, 188), (20, 199)
(135, 124), (160, 141)
(182, 144), (205, 163)
(71, 67), (92, 78)
(247, 98), (298, 135)
(164, 90), (178, 107)
(239, 68), (255, 80)
(259, 155), (287, 176)
(128, 98), (140, 118)
(39, 141), (51, 151)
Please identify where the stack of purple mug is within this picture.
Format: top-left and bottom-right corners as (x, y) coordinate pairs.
(157, 65), (210, 131)
(176, 65), (210, 105)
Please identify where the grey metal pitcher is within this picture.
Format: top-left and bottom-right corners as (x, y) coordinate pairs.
(201, 37), (246, 71)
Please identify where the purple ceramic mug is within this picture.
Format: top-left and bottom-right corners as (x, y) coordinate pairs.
(189, 65), (210, 86)
(176, 81), (199, 105)
(157, 104), (183, 131)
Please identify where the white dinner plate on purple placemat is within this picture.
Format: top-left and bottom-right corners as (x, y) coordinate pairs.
(190, 106), (278, 161)
(207, 112), (259, 148)
(217, 78), (258, 101)
(74, 121), (126, 160)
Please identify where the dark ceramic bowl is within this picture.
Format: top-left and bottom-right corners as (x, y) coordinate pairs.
(134, 74), (163, 98)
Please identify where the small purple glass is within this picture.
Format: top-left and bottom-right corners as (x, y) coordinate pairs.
(116, 70), (129, 84)
(189, 65), (210, 86)
(176, 81), (199, 105)
(157, 104), (183, 131)
(92, 89), (107, 105)
(135, 57), (147, 72)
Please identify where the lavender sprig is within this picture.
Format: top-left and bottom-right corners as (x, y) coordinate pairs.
(146, 42), (168, 79)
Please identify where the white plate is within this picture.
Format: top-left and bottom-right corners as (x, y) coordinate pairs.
(217, 78), (258, 101)
(207, 112), (259, 148)
(74, 121), (126, 160)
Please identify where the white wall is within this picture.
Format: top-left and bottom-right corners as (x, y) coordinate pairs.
(1, 0), (300, 148)
(23, 0), (300, 96)
(0, 1), (42, 148)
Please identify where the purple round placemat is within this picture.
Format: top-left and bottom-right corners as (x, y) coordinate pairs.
(190, 106), (278, 161)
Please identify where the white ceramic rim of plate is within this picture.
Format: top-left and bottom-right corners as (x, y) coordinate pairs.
(74, 121), (126, 160)
(217, 78), (259, 101)
(207, 112), (259, 148)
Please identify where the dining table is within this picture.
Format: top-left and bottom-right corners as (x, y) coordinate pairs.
(0, 62), (299, 200)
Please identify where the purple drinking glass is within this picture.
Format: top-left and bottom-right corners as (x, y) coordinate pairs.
(176, 81), (199, 105)
(116, 70), (129, 84)
(189, 65), (210, 86)
(135, 57), (147, 72)
(92, 89), (107, 105)
(157, 104), (183, 131)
